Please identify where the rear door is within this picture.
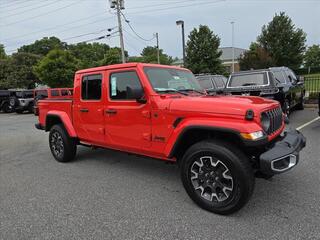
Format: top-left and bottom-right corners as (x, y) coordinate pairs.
(104, 68), (151, 151)
(73, 72), (105, 145)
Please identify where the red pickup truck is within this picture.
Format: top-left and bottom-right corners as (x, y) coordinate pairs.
(36, 63), (306, 215)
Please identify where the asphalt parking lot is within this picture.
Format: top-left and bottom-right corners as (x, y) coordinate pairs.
(0, 108), (319, 240)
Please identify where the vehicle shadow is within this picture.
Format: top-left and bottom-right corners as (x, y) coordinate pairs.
(73, 146), (310, 219)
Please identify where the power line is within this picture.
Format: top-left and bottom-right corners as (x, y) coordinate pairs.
(1, 0), (63, 18)
(0, 0), (84, 27)
(0, 12), (108, 42)
(126, 0), (225, 15)
(120, 11), (156, 42)
(0, 0), (52, 13)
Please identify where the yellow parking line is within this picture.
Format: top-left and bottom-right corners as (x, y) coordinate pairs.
(296, 117), (320, 131)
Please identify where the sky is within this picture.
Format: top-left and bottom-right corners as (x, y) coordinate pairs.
(0, 0), (319, 58)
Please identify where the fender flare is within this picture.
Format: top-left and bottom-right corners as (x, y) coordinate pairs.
(164, 118), (263, 158)
(46, 110), (77, 137)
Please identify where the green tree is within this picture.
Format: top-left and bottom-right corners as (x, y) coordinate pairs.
(185, 25), (223, 74)
(18, 36), (67, 56)
(304, 45), (320, 68)
(0, 58), (12, 89)
(34, 49), (79, 87)
(127, 56), (144, 63)
(239, 42), (274, 70)
(257, 12), (306, 69)
(68, 42), (110, 68)
(0, 44), (6, 59)
(7, 52), (41, 89)
(99, 48), (122, 65)
(0, 52), (41, 89)
(140, 46), (173, 64)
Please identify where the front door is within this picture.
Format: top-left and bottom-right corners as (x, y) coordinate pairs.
(73, 73), (105, 145)
(104, 69), (151, 151)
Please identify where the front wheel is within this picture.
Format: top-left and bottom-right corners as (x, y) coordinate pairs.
(49, 124), (77, 162)
(180, 140), (255, 215)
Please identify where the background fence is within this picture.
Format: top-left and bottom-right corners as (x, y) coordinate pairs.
(304, 76), (320, 98)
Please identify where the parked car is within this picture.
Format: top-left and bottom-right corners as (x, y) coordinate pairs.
(34, 88), (73, 115)
(196, 74), (227, 93)
(225, 67), (305, 115)
(0, 90), (14, 113)
(35, 63), (306, 215)
(9, 90), (34, 113)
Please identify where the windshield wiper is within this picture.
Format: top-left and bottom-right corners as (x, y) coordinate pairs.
(155, 89), (189, 96)
(179, 89), (207, 95)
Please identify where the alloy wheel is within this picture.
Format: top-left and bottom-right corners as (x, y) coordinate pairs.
(190, 156), (233, 202)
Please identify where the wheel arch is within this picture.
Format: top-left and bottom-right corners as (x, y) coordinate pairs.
(45, 111), (77, 138)
(167, 126), (244, 162)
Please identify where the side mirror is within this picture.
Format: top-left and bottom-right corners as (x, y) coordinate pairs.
(126, 86), (147, 104)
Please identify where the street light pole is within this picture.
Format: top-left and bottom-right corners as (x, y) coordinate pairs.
(176, 20), (185, 66)
(231, 21), (235, 73)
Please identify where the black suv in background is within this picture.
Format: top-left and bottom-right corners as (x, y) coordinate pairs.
(225, 67), (305, 115)
(9, 90), (34, 113)
(196, 74), (227, 93)
(0, 90), (14, 113)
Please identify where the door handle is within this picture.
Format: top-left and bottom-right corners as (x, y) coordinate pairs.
(106, 109), (117, 114)
(80, 108), (89, 113)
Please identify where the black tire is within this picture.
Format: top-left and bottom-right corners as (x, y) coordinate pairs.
(28, 103), (34, 113)
(16, 109), (23, 114)
(2, 103), (12, 113)
(296, 96), (304, 110)
(49, 124), (77, 162)
(282, 99), (290, 116)
(180, 140), (255, 215)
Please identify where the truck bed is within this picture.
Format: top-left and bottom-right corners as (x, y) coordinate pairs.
(38, 99), (73, 128)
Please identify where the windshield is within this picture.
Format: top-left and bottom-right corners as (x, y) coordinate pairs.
(144, 67), (204, 94)
(228, 72), (268, 87)
(16, 91), (33, 98)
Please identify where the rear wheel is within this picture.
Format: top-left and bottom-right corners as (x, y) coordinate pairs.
(180, 140), (255, 215)
(49, 124), (77, 162)
(296, 95), (304, 110)
(2, 103), (12, 113)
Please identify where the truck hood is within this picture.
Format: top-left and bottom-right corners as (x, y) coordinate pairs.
(169, 95), (279, 116)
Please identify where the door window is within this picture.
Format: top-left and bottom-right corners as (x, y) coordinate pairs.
(109, 71), (143, 100)
(50, 90), (60, 96)
(81, 74), (102, 100)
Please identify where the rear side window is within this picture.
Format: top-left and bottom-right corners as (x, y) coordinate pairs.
(61, 89), (72, 96)
(228, 73), (268, 87)
(35, 90), (48, 97)
(198, 79), (213, 89)
(81, 74), (102, 100)
(50, 90), (60, 96)
(109, 71), (142, 100)
(272, 71), (286, 83)
(215, 77), (225, 88)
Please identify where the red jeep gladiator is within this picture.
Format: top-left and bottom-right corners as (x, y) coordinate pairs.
(35, 63), (306, 214)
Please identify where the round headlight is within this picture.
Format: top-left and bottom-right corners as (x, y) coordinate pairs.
(261, 112), (271, 132)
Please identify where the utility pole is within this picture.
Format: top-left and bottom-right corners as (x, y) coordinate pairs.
(110, 0), (125, 63)
(176, 20), (185, 66)
(231, 21), (235, 73)
(156, 32), (160, 64)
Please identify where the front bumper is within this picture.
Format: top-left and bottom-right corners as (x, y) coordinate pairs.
(259, 130), (306, 175)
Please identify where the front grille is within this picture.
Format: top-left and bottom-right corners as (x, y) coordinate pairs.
(265, 107), (283, 135)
